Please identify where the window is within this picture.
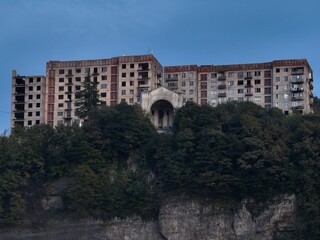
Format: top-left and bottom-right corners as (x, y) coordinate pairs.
(29, 95), (33, 100)
(130, 81), (134, 86)
(101, 83), (107, 89)
(276, 77), (280, 82)
(37, 86), (41, 91)
(59, 78), (64, 83)
(276, 68), (280, 73)
(255, 71), (261, 76)
(28, 112), (32, 117)
(255, 88), (261, 93)
(237, 80), (243, 85)
(182, 73), (186, 78)
(276, 85), (280, 90)
(182, 81), (186, 87)
(75, 85), (81, 91)
(130, 72), (134, 77)
(57, 112), (63, 116)
(228, 89), (234, 95)
(36, 94), (41, 99)
(37, 77), (41, 82)
(200, 74), (208, 81)
(284, 68), (289, 72)
(58, 95), (63, 99)
(265, 96), (271, 103)
(211, 73), (217, 78)
(284, 85), (288, 90)
(189, 89), (194, 95)
(210, 81), (216, 87)
(59, 69), (65, 74)
(265, 88), (271, 94)
(28, 103), (32, 108)
(57, 120), (64, 125)
(122, 81), (126, 87)
(101, 75), (107, 80)
(36, 103), (40, 108)
(211, 90), (217, 95)
(129, 98), (134, 104)
(284, 76), (288, 81)
(76, 77), (81, 82)
(121, 90), (126, 95)
(238, 89), (244, 94)
(254, 96), (261, 102)
(58, 103), (63, 108)
(85, 68), (90, 73)
(29, 78), (33, 83)
(130, 89), (134, 94)
(284, 93), (288, 99)
(122, 73), (126, 78)
(254, 79), (261, 85)
(130, 64), (134, 69)
(228, 81), (234, 86)
(122, 64), (126, 69)
(264, 79), (271, 86)
(36, 112), (40, 116)
(101, 92), (107, 97)
(29, 86), (33, 91)
(228, 72), (234, 77)
(238, 97), (244, 102)
(275, 94), (280, 99)
(181, 90), (186, 94)
(76, 68), (81, 73)
(238, 72), (243, 78)
(190, 81), (194, 86)
(36, 120), (40, 125)
(28, 120), (32, 126)
(201, 91), (207, 97)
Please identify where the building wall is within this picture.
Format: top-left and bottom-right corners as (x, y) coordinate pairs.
(11, 56), (314, 130)
(11, 70), (46, 129)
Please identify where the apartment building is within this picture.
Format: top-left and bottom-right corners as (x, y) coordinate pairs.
(11, 70), (46, 129)
(11, 55), (314, 129)
(45, 55), (162, 127)
(164, 59), (313, 115)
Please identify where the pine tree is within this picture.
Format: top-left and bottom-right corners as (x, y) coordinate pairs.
(75, 73), (100, 120)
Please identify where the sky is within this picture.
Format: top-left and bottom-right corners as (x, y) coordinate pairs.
(1, 0), (320, 133)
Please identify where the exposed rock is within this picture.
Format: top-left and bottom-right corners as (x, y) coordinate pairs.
(0, 194), (296, 240)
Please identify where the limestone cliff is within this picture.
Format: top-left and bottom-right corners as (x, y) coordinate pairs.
(0, 194), (296, 240)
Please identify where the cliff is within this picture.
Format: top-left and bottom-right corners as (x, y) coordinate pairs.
(0, 194), (296, 240)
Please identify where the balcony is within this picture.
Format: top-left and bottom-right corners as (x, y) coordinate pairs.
(291, 87), (304, 93)
(218, 93), (226, 98)
(138, 75), (149, 80)
(245, 84), (253, 88)
(292, 105), (304, 110)
(138, 66), (150, 71)
(291, 96), (304, 101)
(291, 78), (304, 84)
(218, 76), (226, 80)
(245, 75), (253, 80)
(218, 84), (226, 89)
(245, 93), (253, 96)
(291, 69), (304, 75)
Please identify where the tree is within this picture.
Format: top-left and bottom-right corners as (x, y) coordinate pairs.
(75, 73), (100, 120)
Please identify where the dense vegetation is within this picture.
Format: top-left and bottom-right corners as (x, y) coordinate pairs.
(1, 101), (320, 238)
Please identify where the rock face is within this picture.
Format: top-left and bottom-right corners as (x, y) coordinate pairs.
(0, 194), (296, 240)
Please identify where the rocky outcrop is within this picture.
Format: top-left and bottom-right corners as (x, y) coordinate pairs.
(0, 194), (296, 240)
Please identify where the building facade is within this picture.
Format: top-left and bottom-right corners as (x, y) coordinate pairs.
(164, 59), (314, 115)
(11, 55), (314, 130)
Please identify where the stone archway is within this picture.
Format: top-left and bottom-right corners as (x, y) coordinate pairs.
(150, 100), (174, 130)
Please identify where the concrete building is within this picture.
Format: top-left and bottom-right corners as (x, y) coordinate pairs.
(11, 70), (46, 129)
(11, 55), (314, 130)
(164, 59), (314, 115)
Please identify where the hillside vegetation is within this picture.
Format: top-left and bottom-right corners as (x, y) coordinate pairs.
(1, 101), (320, 238)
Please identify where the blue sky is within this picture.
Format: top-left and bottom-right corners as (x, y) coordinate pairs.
(1, 0), (320, 133)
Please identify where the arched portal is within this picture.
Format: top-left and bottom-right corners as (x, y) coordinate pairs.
(150, 100), (174, 130)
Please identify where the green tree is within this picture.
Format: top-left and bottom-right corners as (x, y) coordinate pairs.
(75, 73), (100, 120)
